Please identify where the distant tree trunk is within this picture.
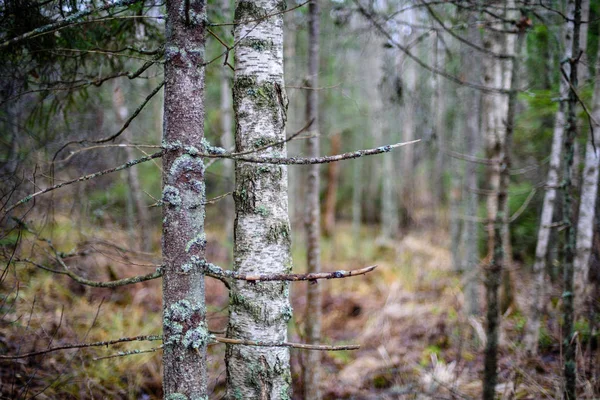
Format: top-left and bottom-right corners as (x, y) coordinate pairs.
(323, 132), (341, 237)
(400, 53), (416, 223)
(161, 0), (208, 396)
(225, 0), (293, 397)
(461, 14), (483, 315)
(482, 10), (523, 399)
(220, 0), (234, 240)
(574, 44), (600, 314)
(302, 0), (322, 398)
(525, 0), (575, 354)
(562, 2), (583, 398)
(380, 47), (399, 240)
(112, 83), (152, 252)
(352, 136), (363, 250)
(431, 34), (446, 221)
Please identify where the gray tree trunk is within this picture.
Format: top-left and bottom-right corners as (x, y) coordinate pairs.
(482, 6), (522, 398)
(524, 0), (575, 354)
(112, 82), (152, 252)
(302, 0), (322, 398)
(380, 45), (399, 240)
(225, 0), (293, 397)
(161, 0), (209, 396)
(462, 13), (483, 316)
(573, 7), (598, 316)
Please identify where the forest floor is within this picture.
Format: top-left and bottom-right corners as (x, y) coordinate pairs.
(0, 216), (598, 399)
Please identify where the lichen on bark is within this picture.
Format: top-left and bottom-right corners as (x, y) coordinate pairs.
(225, 0), (293, 397)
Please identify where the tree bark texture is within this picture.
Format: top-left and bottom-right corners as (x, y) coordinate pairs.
(462, 13), (483, 315)
(524, 0), (575, 354)
(482, 9), (522, 399)
(220, 0), (234, 240)
(323, 132), (341, 237)
(562, 1), (582, 398)
(573, 23), (600, 316)
(225, 0), (293, 398)
(161, 0), (209, 397)
(302, 0), (322, 398)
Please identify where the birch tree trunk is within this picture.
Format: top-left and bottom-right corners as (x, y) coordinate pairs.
(562, 2), (582, 397)
(573, 10), (599, 317)
(524, 0), (575, 354)
(161, 0), (208, 396)
(302, 0), (322, 398)
(220, 0), (234, 240)
(482, 8), (522, 398)
(225, 0), (293, 397)
(462, 14), (483, 315)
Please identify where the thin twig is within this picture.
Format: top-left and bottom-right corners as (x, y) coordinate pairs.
(212, 336), (359, 351)
(0, 335), (162, 360)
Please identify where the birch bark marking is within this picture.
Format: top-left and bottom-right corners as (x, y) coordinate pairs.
(573, 27), (600, 315)
(225, 0), (293, 398)
(303, 0), (322, 398)
(562, 1), (582, 397)
(524, 0), (575, 354)
(162, 0), (209, 396)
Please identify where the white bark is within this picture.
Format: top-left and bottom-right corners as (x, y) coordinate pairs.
(574, 53), (600, 312)
(525, 0), (575, 354)
(225, 0), (293, 397)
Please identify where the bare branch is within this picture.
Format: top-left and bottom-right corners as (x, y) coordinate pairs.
(0, 0), (143, 50)
(211, 336), (359, 351)
(3, 151), (163, 215)
(0, 335), (162, 360)
(198, 258), (377, 282)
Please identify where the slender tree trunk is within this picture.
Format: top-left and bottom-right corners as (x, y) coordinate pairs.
(112, 83), (152, 252)
(431, 34), (446, 220)
(161, 0), (208, 396)
(482, 12), (523, 399)
(461, 14), (483, 315)
(323, 132), (341, 237)
(225, 0), (293, 397)
(302, 1), (322, 398)
(220, 0), (234, 241)
(525, 0), (575, 354)
(573, 18), (599, 316)
(380, 48), (399, 240)
(562, 2), (582, 398)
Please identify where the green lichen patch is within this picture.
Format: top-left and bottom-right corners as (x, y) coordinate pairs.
(165, 394), (188, 400)
(182, 323), (213, 349)
(240, 38), (273, 52)
(255, 205), (270, 217)
(170, 154), (205, 181)
(163, 185), (182, 208)
(185, 232), (207, 253)
(235, 1), (267, 22)
(266, 222), (290, 244)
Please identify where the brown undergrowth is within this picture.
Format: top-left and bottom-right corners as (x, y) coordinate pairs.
(0, 217), (598, 399)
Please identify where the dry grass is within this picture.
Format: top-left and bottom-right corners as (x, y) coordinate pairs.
(1, 218), (598, 399)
